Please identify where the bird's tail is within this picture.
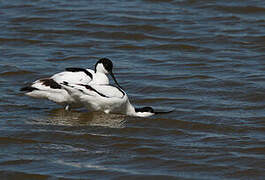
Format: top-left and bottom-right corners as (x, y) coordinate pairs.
(20, 86), (39, 92)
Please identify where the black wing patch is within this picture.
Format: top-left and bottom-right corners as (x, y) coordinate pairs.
(79, 84), (109, 98)
(40, 79), (61, 89)
(65, 68), (93, 79)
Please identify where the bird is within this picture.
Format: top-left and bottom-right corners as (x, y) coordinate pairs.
(20, 58), (122, 110)
(60, 81), (157, 117)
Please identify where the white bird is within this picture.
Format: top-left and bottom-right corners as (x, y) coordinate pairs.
(60, 81), (157, 117)
(20, 58), (122, 110)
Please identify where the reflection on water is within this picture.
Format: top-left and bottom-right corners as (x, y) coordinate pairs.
(1, 0), (265, 179)
(32, 109), (127, 128)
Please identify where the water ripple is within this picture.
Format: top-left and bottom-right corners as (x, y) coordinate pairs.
(0, 0), (265, 179)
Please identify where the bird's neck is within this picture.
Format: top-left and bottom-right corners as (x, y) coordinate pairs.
(92, 73), (109, 85)
(95, 63), (107, 74)
(125, 102), (154, 117)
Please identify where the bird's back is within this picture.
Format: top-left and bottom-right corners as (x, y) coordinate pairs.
(52, 70), (92, 85)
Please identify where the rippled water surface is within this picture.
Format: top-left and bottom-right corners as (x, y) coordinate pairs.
(1, 0), (265, 179)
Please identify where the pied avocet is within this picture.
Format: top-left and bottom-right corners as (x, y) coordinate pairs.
(60, 81), (158, 117)
(20, 58), (122, 110)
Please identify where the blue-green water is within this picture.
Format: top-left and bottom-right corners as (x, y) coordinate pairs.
(0, 0), (265, 179)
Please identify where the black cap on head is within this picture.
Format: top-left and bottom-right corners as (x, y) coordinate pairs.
(135, 107), (155, 113)
(95, 58), (113, 73)
(95, 58), (123, 90)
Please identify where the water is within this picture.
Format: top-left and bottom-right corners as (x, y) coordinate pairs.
(0, 0), (265, 179)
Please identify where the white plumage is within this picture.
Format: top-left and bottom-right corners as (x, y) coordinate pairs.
(21, 58), (170, 117)
(60, 82), (155, 117)
(21, 58), (122, 110)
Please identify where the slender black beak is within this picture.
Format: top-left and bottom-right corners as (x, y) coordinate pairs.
(154, 109), (174, 114)
(110, 71), (123, 90)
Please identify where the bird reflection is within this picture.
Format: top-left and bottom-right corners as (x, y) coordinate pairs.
(42, 109), (127, 128)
